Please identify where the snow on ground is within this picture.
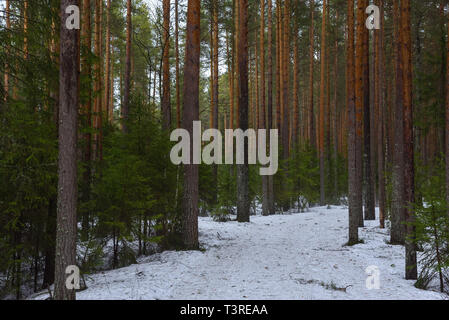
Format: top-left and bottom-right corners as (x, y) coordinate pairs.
(33, 206), (446, 300)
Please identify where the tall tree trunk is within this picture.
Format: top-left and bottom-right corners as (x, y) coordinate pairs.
(282, 0), (290, 160)
(93, 0), (102, 159)
(333, 10), (339, 200)
(227, 30), (234, 129)
(276, 1), (281, 132)
(347, 0), (358, 244)
(182, 0), (201, 249)
(260, 0), (270, 216)
(175, 0), (181, 128)
(54, 0), (79, 300)
(293, 32), (299, 147)
(212, 0), (219, 206)
(376, 0), (386, 229)
(104, 0), (111, 122)
(109, 39), (114, 121)
(309, 0), (316, 148)
(355, 0), (365, 227)
(122, 0), (132, 133)
(3, 0), (10, 102)
(391, 0), (406, 244)
(162, 0), (171, 130)
(235, 0), (240, 128)
(24, 1), (29, 59)
(319, 0), (327, 206)
(237, 0), (250, 222)
(444, 0), (449, 224)
(401, 0), (417, 280)
(81, 0), (92, 235)
(267, 0), (275, 214)
(362, 0), (375, 221)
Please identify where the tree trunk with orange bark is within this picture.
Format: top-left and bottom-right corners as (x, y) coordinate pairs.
(319, 0), (327, 206)
(309, 0), (316, 149)
(182, 0), (201, 249)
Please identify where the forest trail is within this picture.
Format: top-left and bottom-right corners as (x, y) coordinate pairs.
(36, 207), (444, 300)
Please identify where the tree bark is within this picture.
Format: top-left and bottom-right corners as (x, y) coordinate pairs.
(401, 0), (417, 280)
(391, 0), (406, 244)
(362, 0), (375, 221)
(309, 0), (316, 148)
(267, 0), (275, 214)
(54, 0), (79, 300)
(260, 0), (270, 216)
(182, 0), (201, 249)
(376, 0), (386, 229)
(3, 0), (10, 102)
(445, 0), (449, 223)
(212, 0), (219, 205)
(162, 0), (172, 130)
(347, 0), (358, 244)
(319, 0), (327, 206)
(104, 0), (111, 122)
(237, 0), (250, 222)
(355, 0), (365, 227)
(282, 0), (290, 160)
(123, 0), (132, 133)
(175, 0), (181, 128)
(93, 0), (102, 159)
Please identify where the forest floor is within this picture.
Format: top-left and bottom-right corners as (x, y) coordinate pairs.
(34, 206), (446, 300)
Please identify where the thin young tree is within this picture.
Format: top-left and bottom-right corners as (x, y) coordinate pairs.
(54, 0), (80, 300)
(182, 0), (201, 249)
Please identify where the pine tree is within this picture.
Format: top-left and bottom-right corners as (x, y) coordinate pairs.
(162, 0), (171, 131)
(347, 0), (359, 244)
(54, 0), (80, 300)
(182, 0), (201, 249)
(123, 0), (132, 133)
(319, 0), (327, 206)
(237, 0), (250, 223)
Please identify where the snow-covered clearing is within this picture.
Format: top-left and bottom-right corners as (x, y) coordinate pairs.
(34, 206), (446, 300)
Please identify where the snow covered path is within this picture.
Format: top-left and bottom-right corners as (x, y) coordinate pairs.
(45, 206), (446, 300)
